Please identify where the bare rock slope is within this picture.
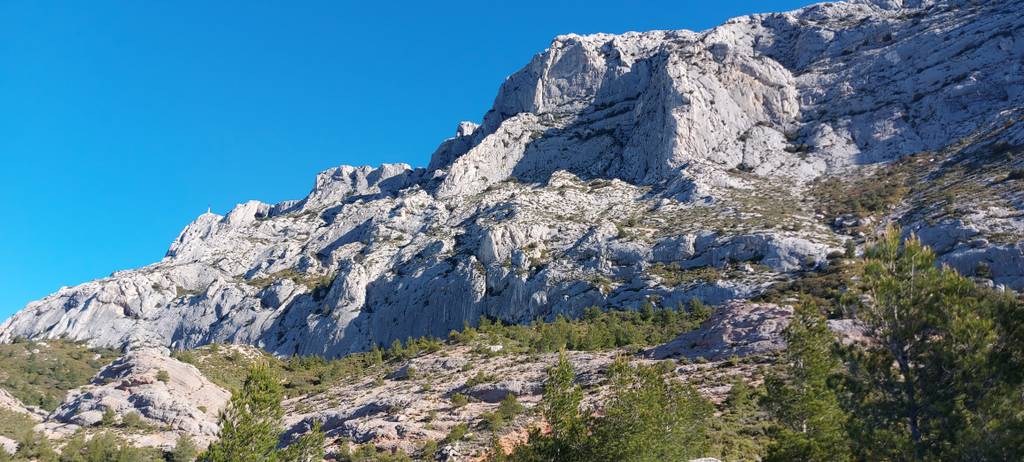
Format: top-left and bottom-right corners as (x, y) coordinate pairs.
(646, 301), (793, 360)
(277, 311), (779, 459)
(2, 0), (1023, 357)
(0, 388), (43, 420)
(39, 349), (230, 449)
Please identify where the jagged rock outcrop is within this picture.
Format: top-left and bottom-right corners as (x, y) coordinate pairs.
(646, 301), (793, 360)
(39, 349), (229, 448)
(1, 0), (1022, 358)
(0, 389), (42, 456)
(0, 388), (43, 420)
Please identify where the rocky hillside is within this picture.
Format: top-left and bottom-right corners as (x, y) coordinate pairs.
(0, 299), (795, 460)
(2, 0), (1022, 360)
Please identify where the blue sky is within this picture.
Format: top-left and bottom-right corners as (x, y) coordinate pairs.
(0, 0), (818, 321)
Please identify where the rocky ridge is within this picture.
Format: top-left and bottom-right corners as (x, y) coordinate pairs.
(1, 0), (1022, 362)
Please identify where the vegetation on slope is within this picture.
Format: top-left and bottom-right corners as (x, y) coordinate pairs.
(755, 253), (860, 318)
(0, 340), (120, 411)
(487, 226), (1024, 461)
(448, 300), (711, 356)
(810, 116), (1024, 246)
(0, 428), (165, 462)
(172, 302), (711, 398)
(809, 157), (915, 221)
(200, 364), (324, 462)
(0, 409), (37, 441)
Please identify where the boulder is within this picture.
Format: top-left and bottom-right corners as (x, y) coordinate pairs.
(647, 301), (793, 360)
(47, 349), (229, 448)
(464, 380), (545, 403)
(0, 436), (17, 456)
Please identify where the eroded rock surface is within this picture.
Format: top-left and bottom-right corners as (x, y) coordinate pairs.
(0, 388), (43, 420)
(647, 301), (793, 360)
(40, 349), (229, 449)
(280, 341), (769, 458)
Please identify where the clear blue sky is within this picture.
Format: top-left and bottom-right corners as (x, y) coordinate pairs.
(0, 0), (817, 321)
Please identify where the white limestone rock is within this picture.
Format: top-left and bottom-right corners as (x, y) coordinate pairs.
(0, 388), (43, 420)
(0, 436), (16, 456)
(463, 380), (545, 403)
(646, 301), (793, 360)
(44, 349), (229, 448)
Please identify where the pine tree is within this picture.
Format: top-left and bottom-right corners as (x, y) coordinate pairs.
(764, 300), (851, 462)
(58, 431), (163, 462)
(497, 394), (524, 420)
(969, 288), (1024, 460)
(687, 298), (712, 327)
(277, 421), (325, 462)
(201, 363), (285, 462)
(501, 352), (586, 462)
(538, 352), (586, 461)
(505, 353), (712, 462)
(706, 378), (771, 461)
(170, 434), (199, 462)
(844, 225), (1021, 460)
(586, 359), (712, 462)
(12, 431), (57, 462)
(167, 434), (197, 462)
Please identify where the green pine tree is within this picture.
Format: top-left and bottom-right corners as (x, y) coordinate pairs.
(170, 433), (199, 462)
(504, 354), (712, 462)
(276, 421), (325, 462)
(586, 358), (712, 462)
(705, 378), (771, 461)
(843, 225), (1023, 460)
(503, 352), (585, 462)
(200, 363), (285, 462)
(58, 431), (162, 462)
(969, 286), (1024, 460)
(539, 352), (587, 461)
(764, 300), (851, 462)
(12, 430), (58, 462)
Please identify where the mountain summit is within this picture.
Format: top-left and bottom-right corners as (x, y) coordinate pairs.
(3, 0), (1022, 357)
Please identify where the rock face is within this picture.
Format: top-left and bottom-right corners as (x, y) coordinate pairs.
(42, 349), (229, 448)
(647, 301), (793, 360)
(0, 388), (42, 456)
(0, 388), (43, 420)
(1, 0), (1023, 357)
